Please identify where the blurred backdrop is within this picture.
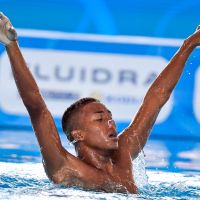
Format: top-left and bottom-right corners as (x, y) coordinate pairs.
(1, 0), (200, 38)
(0, 0), (200, 142)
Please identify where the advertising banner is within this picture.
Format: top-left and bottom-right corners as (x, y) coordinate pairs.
(0, 30), (199, 138)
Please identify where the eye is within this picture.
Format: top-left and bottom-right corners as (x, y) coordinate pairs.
(95, 118), (103, 121)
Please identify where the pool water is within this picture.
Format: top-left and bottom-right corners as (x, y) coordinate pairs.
(0, 130), (200, 199)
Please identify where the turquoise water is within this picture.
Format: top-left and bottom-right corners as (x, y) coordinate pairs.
(0, 130), (200, 199)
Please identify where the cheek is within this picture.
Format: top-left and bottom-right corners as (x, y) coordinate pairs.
(85, 126), (107, 142)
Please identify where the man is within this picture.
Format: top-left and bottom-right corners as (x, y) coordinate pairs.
(0, 12), (199, 194)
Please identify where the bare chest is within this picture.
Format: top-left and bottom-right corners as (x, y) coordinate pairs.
(106, 165), (138, 193)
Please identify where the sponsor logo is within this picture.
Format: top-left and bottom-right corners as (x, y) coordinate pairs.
(0, 48), (173, 122)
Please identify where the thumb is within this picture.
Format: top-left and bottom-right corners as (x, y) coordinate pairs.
(6, 24), (17, 41)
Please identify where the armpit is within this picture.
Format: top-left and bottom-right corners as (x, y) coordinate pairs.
(50, 165), (76, 184)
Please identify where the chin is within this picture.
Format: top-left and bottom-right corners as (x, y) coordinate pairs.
(108, 142), (119, 151)
(110, 147), (118, 152)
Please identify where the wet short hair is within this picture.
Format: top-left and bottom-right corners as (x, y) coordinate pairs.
(62, 97), (100, 142)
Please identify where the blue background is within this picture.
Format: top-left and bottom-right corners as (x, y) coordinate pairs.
(0, 0), (200, 141)
(1, 0), (200, 38)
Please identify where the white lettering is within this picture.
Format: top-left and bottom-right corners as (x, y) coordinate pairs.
(0, 48), (173, 123)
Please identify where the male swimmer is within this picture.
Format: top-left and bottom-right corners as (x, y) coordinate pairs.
(0, 12), (200, 194)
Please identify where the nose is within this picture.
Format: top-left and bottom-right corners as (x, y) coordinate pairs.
(108, 119), (116, 128)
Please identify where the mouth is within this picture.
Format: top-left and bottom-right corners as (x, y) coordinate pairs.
(108, 131), (118, 141)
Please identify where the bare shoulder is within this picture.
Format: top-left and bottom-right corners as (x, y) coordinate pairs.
(52, 154), (134, 193)
(50, 153), (113, 190)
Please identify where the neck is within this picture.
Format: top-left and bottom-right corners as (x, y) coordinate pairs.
(76, 143), (114, 171)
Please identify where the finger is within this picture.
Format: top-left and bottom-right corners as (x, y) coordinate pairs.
(196, 25), (200, 31)
(0, 12), (9, 23)
(7, 26), (17, 41)
(0, 12), (6, 20)
(0, 12), (3, 20)
(5, 21), (12, 30)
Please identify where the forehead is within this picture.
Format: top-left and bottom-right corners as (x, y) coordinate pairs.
(81, 102), (110, 114)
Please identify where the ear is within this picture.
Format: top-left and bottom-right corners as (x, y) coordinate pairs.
(71, 130), (85, 142)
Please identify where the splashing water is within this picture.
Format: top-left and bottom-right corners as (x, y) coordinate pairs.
(0, 155), (199, 200)
(0, 130), (199, 199)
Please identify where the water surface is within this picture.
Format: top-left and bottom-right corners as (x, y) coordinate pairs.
(0, 130), (199, 199)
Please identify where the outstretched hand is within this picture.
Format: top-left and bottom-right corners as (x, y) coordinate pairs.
(0, 12), (17, 46)
(185, 25), (200, 48)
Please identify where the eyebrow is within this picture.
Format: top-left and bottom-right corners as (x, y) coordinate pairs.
(94, 110), (112, 116)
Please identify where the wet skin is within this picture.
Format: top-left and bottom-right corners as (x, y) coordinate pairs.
(1, 12), (200, 193)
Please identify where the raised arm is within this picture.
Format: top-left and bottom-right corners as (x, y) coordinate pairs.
(117, 27), (200, 159)
(0, 12), (68, 178)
